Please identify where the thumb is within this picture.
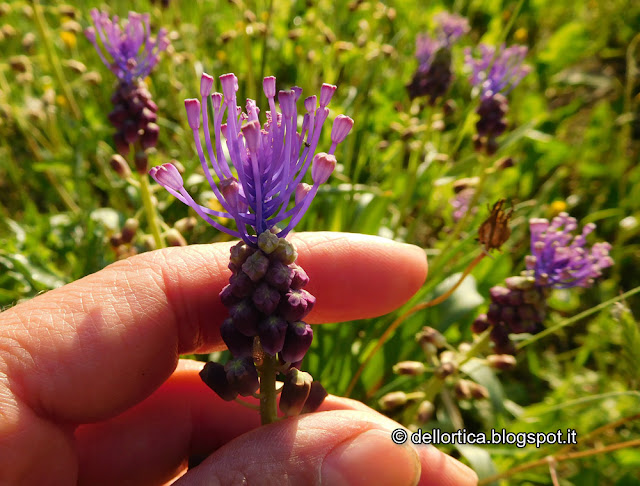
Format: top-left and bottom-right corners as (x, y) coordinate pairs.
(176, 410), (421, 486)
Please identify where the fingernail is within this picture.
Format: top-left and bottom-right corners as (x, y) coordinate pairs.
(321, 428), (420, 486)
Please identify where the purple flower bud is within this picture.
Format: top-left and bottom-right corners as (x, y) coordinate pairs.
(278, 90), (296, 118)
(471, 314), (490, 333)
(242, 251), (270, 282)
(220, 177), (241, 210)
(200, 361), (238, 401)
(265, 260), (294, 291)
(149, 163), (183, 191)
(123, 120), (139, 144)
(141, 122), (159, 149)
(304, 95), (317, 112)
(278, 289), (315, 322)
(242, 120), (261, 153)
(279, 368), (312, 417)
(211, 92), (223, 110)
(185, 99), (201, 130)
(311, 152), (336, 185)
(319, 83), (337, 107)
(114, 132), (129, 156)
(229, 271), (255, 298)
(488, 284), (508, 303)
(295, 183), (312, 205)
(220, 318), (254, 358)
(229, 300), (260, 336)
(219, 284), (241, 307)
(230, 242), (256, 266)
(290, 264), (309, 290)
(486, 303), (501, 324)
(257, 231), (279, 254)
(330, 115), (354, 144)
(291, 86), (303, 101)
(258, 315), (288, 355)
(272, 239), (298, 264)
(252, 282), (281, 314)
(200, 73), (214, 97)
(281, 321), (314, 363)
(220, 73), (238, 100)
(108, 105), (128, 128)
(225, 357), (259, 396)
(110, 154), (131, 178)
(263, 76), (276, 98)
(301, 381), (328, 414)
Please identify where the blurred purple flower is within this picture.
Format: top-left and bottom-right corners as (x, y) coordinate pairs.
(415, 12), (469, 71)
(525, 213), (613, 289)
(449, 188), (476, 222)
(409, 12), (468, 102)
(85, 9), (169, 84)
(415, 34), (442, 72)
(151, 73), (353, 247)
(465, 43), (531, 99)
(434, 12), (470, 48)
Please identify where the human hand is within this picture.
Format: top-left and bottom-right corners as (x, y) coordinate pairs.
(0, 232), (477, 485)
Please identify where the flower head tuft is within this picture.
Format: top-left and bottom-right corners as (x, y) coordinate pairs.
(151, 73), (353, 247)
(525, 213), (613, 289)
(465, 43), (531, 99)
(85, 9), (169, 84)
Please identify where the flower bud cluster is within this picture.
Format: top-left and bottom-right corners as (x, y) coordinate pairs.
(407, 49), (454, 104)
(472, 214), (613, 354)
(110, 80), (160, 165)
(201, 233), (317, 406)
(472, 93), (509, 155)
(472, 276), (548, 354)
(465, 44), (530, 153)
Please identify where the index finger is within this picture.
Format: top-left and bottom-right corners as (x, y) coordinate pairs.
(0, 232), (426, 424)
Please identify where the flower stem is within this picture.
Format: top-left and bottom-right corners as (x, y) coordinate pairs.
(137, 171), (165, 249)
(258, 353), (279, 425)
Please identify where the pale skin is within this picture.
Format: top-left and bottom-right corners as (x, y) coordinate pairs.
(0, 232), (478, 486)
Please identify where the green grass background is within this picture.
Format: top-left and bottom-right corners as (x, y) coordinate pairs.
(1, 0), (639, 483)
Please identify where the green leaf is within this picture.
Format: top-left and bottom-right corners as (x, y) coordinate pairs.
(455, 444), (498, 482)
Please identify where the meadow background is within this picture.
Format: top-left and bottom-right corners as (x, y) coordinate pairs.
(1, 0), (639, 484)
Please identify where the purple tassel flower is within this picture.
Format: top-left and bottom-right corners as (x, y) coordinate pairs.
(85, 10), (169, 167)
(85, 10), (169, 84)
(151, 73), (353, 247)
(408, 12), (469, 103)
(526, 213), (614, 289)
(433, 11), (470, 48)
(465, 43), (530, 99)
(151, 74), (353, 421)
(474, 213), (613, 354)
(465, 43), (531, 153)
